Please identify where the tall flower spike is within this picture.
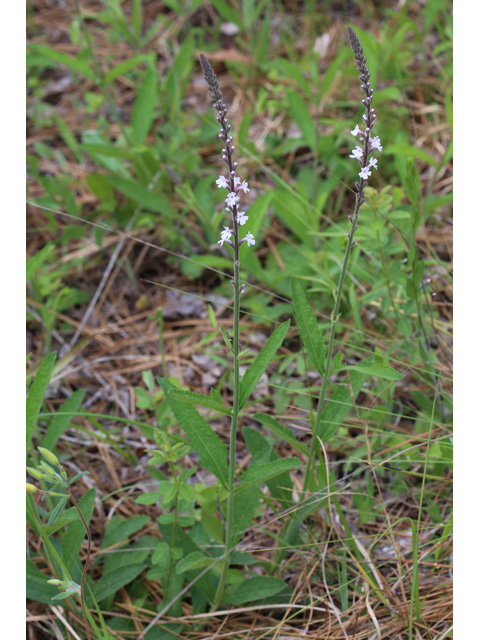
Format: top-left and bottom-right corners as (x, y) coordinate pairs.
(199, 53), (253, 250)
(346, 26), (381, 186)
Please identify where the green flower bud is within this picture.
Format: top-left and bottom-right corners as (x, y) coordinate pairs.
(26, 466), (50, 481)
(26, 483), (38, 493)
(38, 447), (60, 466)
(47, 579), (62, 586)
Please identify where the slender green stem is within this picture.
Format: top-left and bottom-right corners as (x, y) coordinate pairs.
(303, 204), (359, 493)
(214, 229), (241, 608)
(68, 491), (92, 640)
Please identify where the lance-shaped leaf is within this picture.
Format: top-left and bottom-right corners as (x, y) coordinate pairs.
(231, 457), (300, 544)
(254, 412), (308, 455)
(26, 352), (57, 453)
(159, 379), (228, 488)
(291, 279), (325, 375)
(223, 576), (287, 605)
(167, 389), (232, 415)
(239, 320), (290, 410)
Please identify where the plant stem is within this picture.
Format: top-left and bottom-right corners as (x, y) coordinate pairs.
(68, 490), (92, 640)
(214, 238), (240, 608)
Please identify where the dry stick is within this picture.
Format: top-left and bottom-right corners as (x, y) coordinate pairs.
(68, 491), (92, 640)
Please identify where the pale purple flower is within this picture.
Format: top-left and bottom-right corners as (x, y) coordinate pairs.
(349, 146), (363, 160)
(233, 176), (242, 189)
(351, 124), (360, 136)
(370, 136), (383, 152)
(359, 166), (371, 180)
(225, 192), (240, 207)
(216, 175), (229, 189)
(238, 180), (250, 193)
(242, 232), (255, 247)
(368, 157), (378, 170)
(218, 226), (233, 246)
(236, 211), (248, 226)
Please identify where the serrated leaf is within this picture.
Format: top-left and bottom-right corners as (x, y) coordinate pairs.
(239, 321), (290, 410)
(132, 68), (157, 144)
(291, 280), (325, 375)
(223, 576), (287, 604)
(176, 552), (212, 574)
(168, 389), (232, 415)
(233, 458), (301, 493)
(26, 352), (57, 453)
(344, 363), (403, 381)
(254, 413), (308, 455)
(243, 427), (293, 509)
(159, 379), (229, 488)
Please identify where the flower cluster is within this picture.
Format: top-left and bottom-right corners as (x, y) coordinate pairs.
(199, 54), (255, 250)
(347, 27), (382, 186)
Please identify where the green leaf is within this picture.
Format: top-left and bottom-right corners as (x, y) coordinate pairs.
(159, 379), (229, 488)
(405, 157), (421, 205)
(105, 55), (147, 84)
(168, 389), (232, 415)
(30, 44), (96, 81)
(48, 498), (68, 527)
(344, 363), (403, 381)
(106, 176), (175, 216)
(385, 144), (437, 168)
(93, 564), (146, 602)
(26, 560), (58, 604)
(43, 389), (86, 450)
(223, 576), (287, 604)
(61, 489), (96, 573)
(102, 515), (150, 549)
(287, 89), (316, 149)
(291, 280), (325, 375)
(239, 321), (290, 410)
(233, 458), (301, 493)
(243, 427), (293, 509)
(318, 369), (366, 442)
(254, 413), (308, 455)
(26, 352), (57, 453)
(132, 68), (157, 144)
(26, 244), (53, 282)
(176, 552), (212, 574)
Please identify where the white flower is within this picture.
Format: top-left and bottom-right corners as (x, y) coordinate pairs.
(216, 175), (229, 189)
(236, 211), (248, 226)
(349, 146), (363, 160)
(370, 136), (383, 152)
(243, 232), (255, 246)
(218, 226), (233, 246)
(368, 157), (378, 170)
(233, 176), (242, 189)
(225, 192), (240, 207)
(359, 166), (371, 180)
(238, 180), (250, 193)
(351, 124), (360, 136)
